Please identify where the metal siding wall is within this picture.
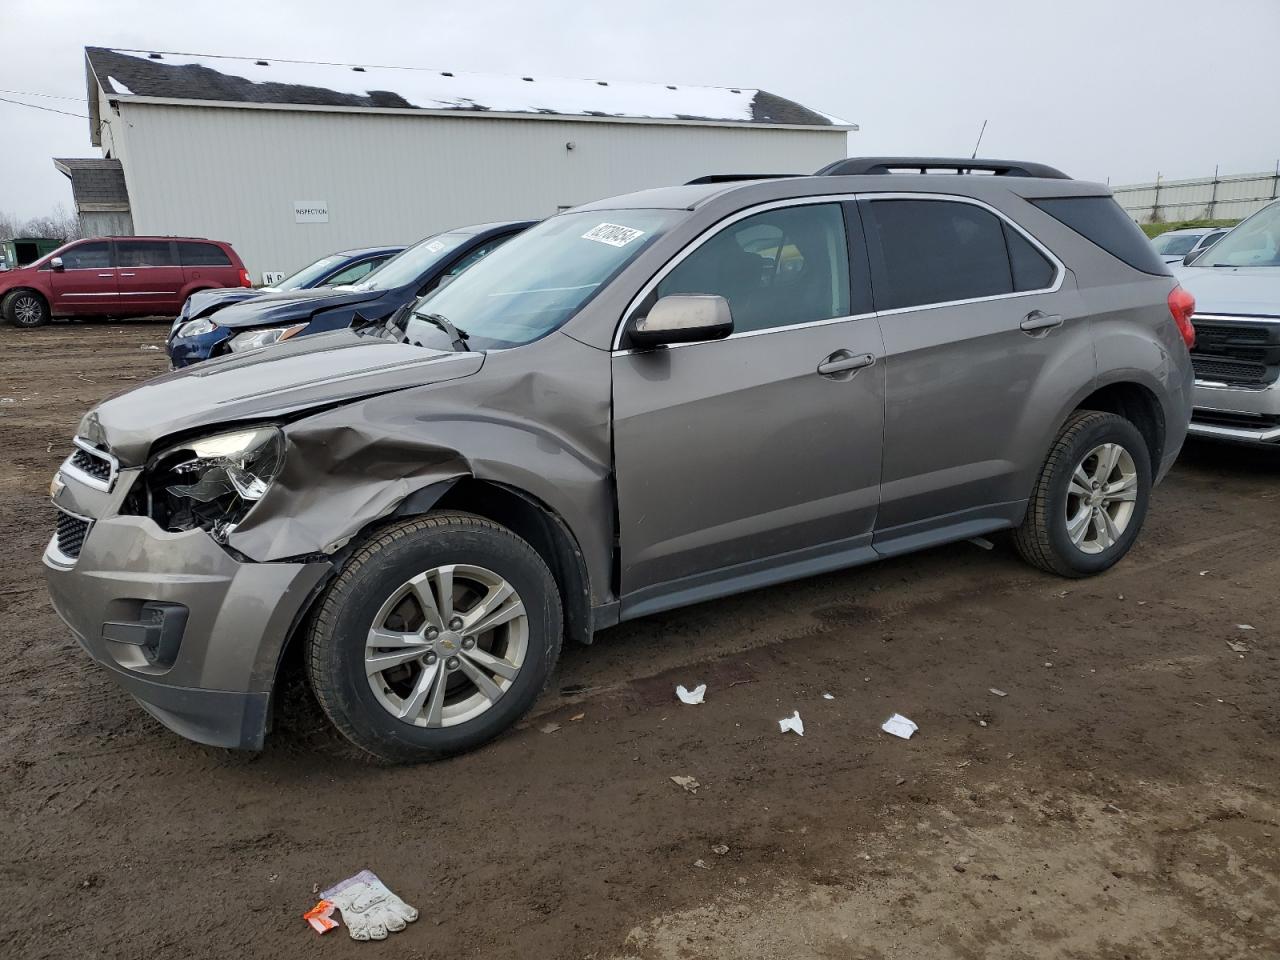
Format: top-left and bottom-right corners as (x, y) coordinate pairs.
(1112, 170), (1280, 223)
(116, 104), (848, 279)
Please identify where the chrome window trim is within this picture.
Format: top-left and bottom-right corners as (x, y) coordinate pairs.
(60, 437), (119, 492)
(611, 191), (1065, 351)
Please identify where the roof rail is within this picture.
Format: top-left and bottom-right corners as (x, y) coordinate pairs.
(815, 157), (1071, 180)
(684, 173), (802, 185)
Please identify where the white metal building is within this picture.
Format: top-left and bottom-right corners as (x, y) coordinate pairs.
(60, 47), (855, 281)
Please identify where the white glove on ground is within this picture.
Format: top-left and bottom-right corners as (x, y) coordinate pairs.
(322, 869), (419, 941)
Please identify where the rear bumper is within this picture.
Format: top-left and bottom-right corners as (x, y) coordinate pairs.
(44, 509), (328, 750)
(1190, 379), (1280, 445)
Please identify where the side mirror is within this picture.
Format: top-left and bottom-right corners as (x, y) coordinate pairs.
(627, 294), (733, 348)
(1182, 250), (1200, 267)
(49, 256), (64, 271)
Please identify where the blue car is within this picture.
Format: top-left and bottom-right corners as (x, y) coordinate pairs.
(167, 223), (533, 367)
(168, 246), (401, 349)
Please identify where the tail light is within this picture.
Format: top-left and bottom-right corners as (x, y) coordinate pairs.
(239, 268), (252, 288)
(1168, 284), (1196, 349)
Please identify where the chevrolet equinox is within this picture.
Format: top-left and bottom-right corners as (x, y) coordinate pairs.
(45, 158), (1196, 762)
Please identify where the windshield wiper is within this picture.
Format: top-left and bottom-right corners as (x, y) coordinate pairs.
(417, 312), (471, 352)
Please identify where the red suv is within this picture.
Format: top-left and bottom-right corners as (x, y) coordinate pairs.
(0, 236), (250, 327)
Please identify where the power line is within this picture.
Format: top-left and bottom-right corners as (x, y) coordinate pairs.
(0, 87), (86, 101)
(0, 95), (89, 119)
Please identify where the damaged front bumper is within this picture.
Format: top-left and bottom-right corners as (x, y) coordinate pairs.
(44, 468), (328, 750)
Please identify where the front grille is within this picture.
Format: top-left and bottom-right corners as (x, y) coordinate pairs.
(1192, 356), (1269, 385)
(55, 510), (91, 559)
(1190, 315), (1280, 387)
(69, 447), (112, 482)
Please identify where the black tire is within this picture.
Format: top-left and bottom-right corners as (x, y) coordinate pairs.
(2, 289), (50, 327)
(306, 513), (563, 763)
(1013, 410), (1152, 578)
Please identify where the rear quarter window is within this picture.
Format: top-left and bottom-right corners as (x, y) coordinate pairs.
(1031, 197), (1170, 275)
(177, 242), (232, 267)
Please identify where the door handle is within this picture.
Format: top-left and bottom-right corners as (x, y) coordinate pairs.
(817, 351), (876, 378)
(1020, 310), (1064, 334)
(97, 273), (114, 278)
(120, 272), (136, 277)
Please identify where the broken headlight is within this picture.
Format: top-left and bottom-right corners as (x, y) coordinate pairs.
(146, 426), (285, 537)
(228, 323), (307, 353)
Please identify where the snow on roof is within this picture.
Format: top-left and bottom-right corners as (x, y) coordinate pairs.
(84, 47), (852, 129)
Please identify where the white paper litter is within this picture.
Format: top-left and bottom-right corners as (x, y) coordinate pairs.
(822, 693), (835, 700)
(676, 683), (706, 705)
(1237, 624), (1255, 630)
(989, 688), (1008, 698)
(670, 775), (700, 794)
(778, 711), (805, 736)
(881, 714), (918, 740)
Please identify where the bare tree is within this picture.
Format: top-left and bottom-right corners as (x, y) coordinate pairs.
(0, 204), (82, 241)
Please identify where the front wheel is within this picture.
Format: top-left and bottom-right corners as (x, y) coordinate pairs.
(2, 290), (50, 327)
(1013, 411), (1152, 578)
(306, 513), (563, 762)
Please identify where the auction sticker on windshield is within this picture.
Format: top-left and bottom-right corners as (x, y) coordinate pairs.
(425, 240), (446, 254)
(582, 223), (645, 247)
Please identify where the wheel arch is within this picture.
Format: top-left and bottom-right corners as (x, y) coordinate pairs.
(1070, 379), (1166, 471)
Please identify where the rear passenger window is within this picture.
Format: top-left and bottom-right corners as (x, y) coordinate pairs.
(1003, 224), (1056, 291)
(1030, 196), (1169, 275)
(59, 241), (111, 269)
(117, 240), (177, 267)
(656, 203), (850, 334)
(862, 199), (1014, 310)
(177, 242), (232, 267)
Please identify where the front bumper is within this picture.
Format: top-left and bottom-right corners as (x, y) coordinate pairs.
(44, 471), (328, 749)
(168, 325), (233, 368)
(1189, 379), (1280, 445)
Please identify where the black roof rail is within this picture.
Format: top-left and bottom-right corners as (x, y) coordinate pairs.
(815, 157), (1071, 180)
(684, 173), (803, 185)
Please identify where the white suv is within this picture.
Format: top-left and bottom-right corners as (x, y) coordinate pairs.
(1176, 199), (1280, 445)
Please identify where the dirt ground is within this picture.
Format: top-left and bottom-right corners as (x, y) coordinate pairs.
(1, 321), (1278, 960)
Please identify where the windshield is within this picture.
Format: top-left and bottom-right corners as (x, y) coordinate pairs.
(349, 232), (471, 291)
(1192, 203), (1280, 267)
(1153, 233), (1199, 256)
(275, 254), (345, 290)
(403, 210), (681, 349)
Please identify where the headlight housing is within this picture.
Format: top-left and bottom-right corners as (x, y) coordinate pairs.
(145, 426), (285, 538)
(177, 316), (218, 338)
(228, 323), (307, 353)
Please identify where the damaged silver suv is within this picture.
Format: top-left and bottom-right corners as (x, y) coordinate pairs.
(46, 158), (1196, 762)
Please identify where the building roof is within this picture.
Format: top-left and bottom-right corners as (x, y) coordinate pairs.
(53, 158), (130, 212)
(84, 47), (853, 130)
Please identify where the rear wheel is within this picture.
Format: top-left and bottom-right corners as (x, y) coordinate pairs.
(306, 513), (562, 762)
(1013, 411), (1152, 577)
(2, 290), (50, 327)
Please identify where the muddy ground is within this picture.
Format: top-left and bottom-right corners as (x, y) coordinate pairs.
(1, 321), (1277, 960)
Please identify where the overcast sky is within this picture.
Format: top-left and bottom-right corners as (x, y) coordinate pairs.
(1, 0), (1278, 220)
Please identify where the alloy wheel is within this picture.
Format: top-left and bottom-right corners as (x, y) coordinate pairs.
(1064, 442), (1138, 555)
(364, 564), (528, 727)
(13, 296), (43, 326)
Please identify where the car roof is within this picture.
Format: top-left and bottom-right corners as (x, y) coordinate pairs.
(1159, 227), (1219, 237)
(334, 246), (405, 257)
(446, 219), (540, 236)
(76, 235), (233, 244)
(575, 173), (1110, 213)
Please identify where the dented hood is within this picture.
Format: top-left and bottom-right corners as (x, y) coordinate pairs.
(211, 285), (387, 329)
(82, 330), (483, 464)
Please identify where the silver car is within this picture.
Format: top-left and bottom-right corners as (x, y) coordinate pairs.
(1151, 226), (1230, 265)
(45, 157), (1195, 762)
(1175, 199), (1280, 445)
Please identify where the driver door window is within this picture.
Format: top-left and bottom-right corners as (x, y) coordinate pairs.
(654, 204), (851, 333)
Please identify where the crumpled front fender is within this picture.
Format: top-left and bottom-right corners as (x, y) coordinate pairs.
(225, 333), (615, 606)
